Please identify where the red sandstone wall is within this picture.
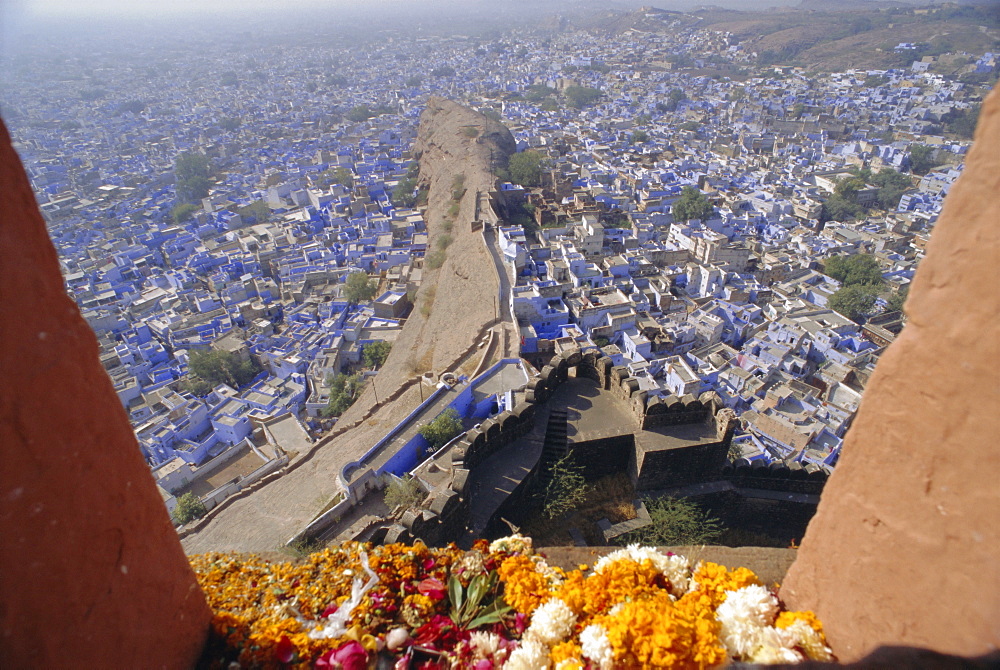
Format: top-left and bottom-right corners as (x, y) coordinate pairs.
(0, 120), (210, 668)
(781, 87), (1000, 660)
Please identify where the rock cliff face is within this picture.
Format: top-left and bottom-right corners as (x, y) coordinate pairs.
(781, 86), (1000, 660)
(0, 120), (211, 667)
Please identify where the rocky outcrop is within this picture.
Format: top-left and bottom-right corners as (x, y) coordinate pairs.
(335, 98), (515, 423)
(180, 100), (516, 553)
(780, 86), (1000, 660)
(0, 119), (211, 668)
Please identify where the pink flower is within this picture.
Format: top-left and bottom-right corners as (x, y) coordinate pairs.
(417, 577), (447, 600)
(317, 641), (368, 670)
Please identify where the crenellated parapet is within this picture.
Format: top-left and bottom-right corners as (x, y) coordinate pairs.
(385, 347), (752, 546)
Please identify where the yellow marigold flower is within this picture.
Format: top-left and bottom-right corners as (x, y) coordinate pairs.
(497, 554), (554, 615)
(593, 591), (726, 670)
(551, 640), (585, 669)
(776, 610), (824, 635)
(687, 562), (761, 610)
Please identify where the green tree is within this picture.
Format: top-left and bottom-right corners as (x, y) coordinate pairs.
(870, 168), (913, 210)
(236, 199), (270, 224)
(323, 166), (354, 189)
(172, 492), (207, 524)
(834, 176), (865, 198)
(174, 151), (211, 204)
(393, 177), (418, 207)
(384, 475), (426, 511)
(672, 186), (714, 222)
(908, 144), (939, 176)
(616, 497), (724, 547)
(219, 116), (241, 131)
(507, 150), (547, 187)
(819, 193), (861, 222)
(171, 202), (199, 224)
(431, 65), (457, 78)
(420, 408), (463, 451)
(322, 373), (363, 417)
(543, 453), (588, 519)
(885, 286), (909, 313)
(823, 254), (884, 287)
(564, 85), (602, 109)
(363, 340), (391, 369)
(662, 88), (686, 111)
(523, 84), (552, 102)
(347, 105), (374, 122)
(828, 285), (878, 323)
(186, 349), (261, 393)
(343, 271), (376, 303)
(945, 104), (980, 139)
(632, 129), (650, 143)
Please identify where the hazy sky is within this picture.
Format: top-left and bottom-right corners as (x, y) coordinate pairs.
(11, 0), (802, 19)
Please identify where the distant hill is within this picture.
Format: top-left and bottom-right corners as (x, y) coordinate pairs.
(531, 3), (997, 71)
(685, 4), (998, 71)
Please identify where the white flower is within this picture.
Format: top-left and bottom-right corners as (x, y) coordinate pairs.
(468, 631), (503, 656)
(749, 626), (804, 665)
(385, 627), (410, 651)
(503, 638), (549, 670)
(579, 624), (614, 670)
(716, 584), (780, 657)
(490, 534), (533, 555)
(593, 544), (692, 594)
(526, 598), (577, 646)
(781, 619), (834, 661)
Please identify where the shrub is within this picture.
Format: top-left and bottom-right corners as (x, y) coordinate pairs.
(172, 492), (207, 524)
(616, 497), (724, 546)
(419, 408), (463, 451)
(426, 249), (446, 270)
(384, 475), (426, 511)
(543, 453), (588, 519)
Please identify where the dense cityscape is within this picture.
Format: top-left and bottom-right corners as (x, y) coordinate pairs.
(2, 1), (995, 548)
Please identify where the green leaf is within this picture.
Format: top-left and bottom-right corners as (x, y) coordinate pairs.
(465, 599), (512, 629)
(465, 610), (504, 628)
(448, 574), (464, 613)
(466, 574), (487, 610)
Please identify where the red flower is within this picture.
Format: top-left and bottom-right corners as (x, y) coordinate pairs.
(274, 635), (295, 664)
(317, 641), (368, 670)
(413, 614), (469, 651)
(321, 603), (339, 618)
(417, 577), (446, 600)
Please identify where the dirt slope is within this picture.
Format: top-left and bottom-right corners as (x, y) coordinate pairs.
(181, 100), (514, 553)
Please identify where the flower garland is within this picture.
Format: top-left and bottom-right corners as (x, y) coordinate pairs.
(190, 536), (832, 668)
